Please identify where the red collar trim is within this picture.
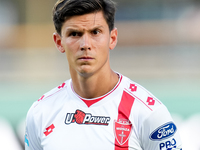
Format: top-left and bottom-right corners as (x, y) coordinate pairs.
(71, 75), (123, 107)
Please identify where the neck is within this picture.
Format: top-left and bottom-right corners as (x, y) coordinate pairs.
(71, 69), (119, 99)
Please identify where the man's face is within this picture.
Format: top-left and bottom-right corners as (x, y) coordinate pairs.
(54, 11), (117, 77)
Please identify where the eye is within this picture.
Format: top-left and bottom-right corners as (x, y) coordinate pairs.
(92, 29), (101, 35)
(70, 32), (77, 36)
(69, 31), (82, 37)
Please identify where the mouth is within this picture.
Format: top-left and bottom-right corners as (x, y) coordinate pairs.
(78, 56), (94, 60)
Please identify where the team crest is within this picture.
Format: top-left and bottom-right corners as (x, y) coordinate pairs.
(114, 119), (132, 145)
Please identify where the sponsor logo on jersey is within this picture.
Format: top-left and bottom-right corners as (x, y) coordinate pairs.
(65, 109), (110, 125)
(129, 84), (137, 92)
(159, 138), (177, 150)
(25, 133), (29, 146)
(147, 97), (155, 105)
(44, 124), (55, 136)
(150, 122), (177, 141)
(114, 119), (132, 145)
(58, 82), (66, 89)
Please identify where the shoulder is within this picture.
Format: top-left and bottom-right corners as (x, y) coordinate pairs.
(120, 75), (172, 125)
(37, 80), (69, 103)
(120, 75), (182, 149)
(121, 75), (163, 114)
(26, 80), (70, 120)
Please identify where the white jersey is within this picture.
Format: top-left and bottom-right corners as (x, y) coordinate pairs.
(25, 74), (182, 150)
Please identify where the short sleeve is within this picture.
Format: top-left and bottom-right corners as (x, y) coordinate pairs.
(25, 103), (42, 150)
(140, 105), (182, 150)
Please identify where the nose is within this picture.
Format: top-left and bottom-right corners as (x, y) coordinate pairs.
(80, 33), (91, 51)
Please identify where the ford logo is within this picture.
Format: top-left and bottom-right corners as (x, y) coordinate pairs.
(150, 122), (177, 141)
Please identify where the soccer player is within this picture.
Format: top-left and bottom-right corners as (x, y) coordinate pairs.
(25, 0), (182, 149)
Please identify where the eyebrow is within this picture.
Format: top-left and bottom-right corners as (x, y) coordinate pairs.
(65, 25), (104, 32)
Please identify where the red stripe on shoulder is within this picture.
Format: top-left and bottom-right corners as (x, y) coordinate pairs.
(118, 91), (135, 120)
(114, 90), (135, 150)
(125, 88), (153, 111)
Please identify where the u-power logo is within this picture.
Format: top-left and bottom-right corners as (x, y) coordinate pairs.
(65, 109), (110, 125)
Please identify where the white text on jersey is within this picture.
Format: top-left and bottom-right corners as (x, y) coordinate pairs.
(65, 109), (110, 125)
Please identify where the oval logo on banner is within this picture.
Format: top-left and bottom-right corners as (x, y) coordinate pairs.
(150, 122), (177, 141)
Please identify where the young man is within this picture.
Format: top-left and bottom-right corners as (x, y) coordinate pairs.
(25, 0), (182, 149)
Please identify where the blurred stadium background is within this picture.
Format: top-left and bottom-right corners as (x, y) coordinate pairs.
(0, 0), (200, 149)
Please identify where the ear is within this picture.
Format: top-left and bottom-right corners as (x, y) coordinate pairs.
(53, 32), (65, 53)
(109, 27), (118, 50)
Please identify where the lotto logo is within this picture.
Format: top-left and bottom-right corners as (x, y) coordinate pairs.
(147, 97), (155, 105)
(129, 84), (137, 92)
(65, 109), (110, 125)
(58, 83), (66, 89)
(44, 124), (55, 136)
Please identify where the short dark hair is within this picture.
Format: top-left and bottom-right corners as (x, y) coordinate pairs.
(53, 0), (116, 35)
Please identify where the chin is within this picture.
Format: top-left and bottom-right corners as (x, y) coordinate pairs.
(77, 67), (93, 77)
(78, 71), (94, 78)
